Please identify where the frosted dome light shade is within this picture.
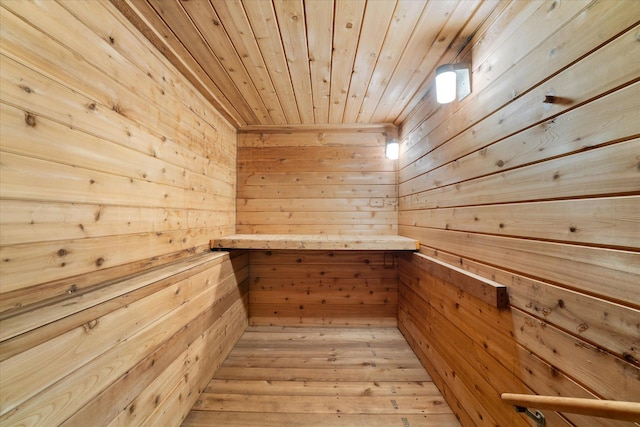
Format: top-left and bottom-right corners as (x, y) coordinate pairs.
(435, 70), (456, 104)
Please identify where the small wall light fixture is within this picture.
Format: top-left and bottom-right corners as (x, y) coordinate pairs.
(435, 63), (471, 104)
(385, 138), (399, 160)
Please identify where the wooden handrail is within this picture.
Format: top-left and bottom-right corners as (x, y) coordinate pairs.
(501, 393), (640, 422)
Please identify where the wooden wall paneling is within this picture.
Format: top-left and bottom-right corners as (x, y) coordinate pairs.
(249, 250), (398, 327)
(401, 1), (638, 169)
(178, 0), (275, 125)
(400, 80), (640, 198)
(241, 0), (300, 124)
(399, 196), (640, 250)
(0, 253), (249, 427)
(208, 0), (288, 125)
(272, 0), (314, 124)
(398, 275), (627, 427)
(2, 1), (234, 166)
(355, 0), (427, 123)
(400, 257), (640, 427)
(0, 254), (242, 414)
(397, 297), (506, 427)
(61, 262), (249, 427)
(418, 246), (640, 376)
(237, 129), (397, 235)
(394, 0), (505, 128)
(139, 0), (261, 125)
(0, 2), (244, 427)
(401, 226), (639, 305)
(303, 0), (333, 124)
(401, 139), (639, 210)
(328, 0), (365, 123)
(371, 0), (462, 124)
(341, 1), (395, 123)
(108, 0), (247, 127)
(115, 296), (249, 427)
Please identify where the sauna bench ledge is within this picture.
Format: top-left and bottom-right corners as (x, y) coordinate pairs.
(209, 234), (420, 251)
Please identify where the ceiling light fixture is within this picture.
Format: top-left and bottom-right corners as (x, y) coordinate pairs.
(435, 63), (471, 104)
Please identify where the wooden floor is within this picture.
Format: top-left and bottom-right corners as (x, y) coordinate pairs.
(181, 326), (460, 427)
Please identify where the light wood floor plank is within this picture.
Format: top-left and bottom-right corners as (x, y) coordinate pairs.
(181, 326), (460, 427)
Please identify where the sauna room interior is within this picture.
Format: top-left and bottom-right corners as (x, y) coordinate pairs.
(0, 1), (638, 426)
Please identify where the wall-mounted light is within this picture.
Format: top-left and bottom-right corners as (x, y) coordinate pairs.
(435, 63), (471, 104)
(385, 138), (399, 160)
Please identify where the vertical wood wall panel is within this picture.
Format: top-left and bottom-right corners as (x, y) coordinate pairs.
(0, 2), (246, 426)
(398, 1), (640, 426)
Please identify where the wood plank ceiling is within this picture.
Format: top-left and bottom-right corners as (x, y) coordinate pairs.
(114, 0), (498, 129)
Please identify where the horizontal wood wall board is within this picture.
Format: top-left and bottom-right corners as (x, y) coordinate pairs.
(0, 257), (246, 418)
(238, 184), (396, 199)
(399, 0), (577, 147)
(249, 305), (397, 327)
(0, 103), (234, 199)
(238, 126), (395, 138)
(0, 3), (232, 163)
(63, 280), (248, 427)
(236, 224), (397, 235)
(400, 139), (640, 210)
(400, 81), (640, 194)
(0, 199), (234, 247)
(400, 264), (640, 413)
(58, 0), (235, 133)
(400, 276), (593, 426)
(0, 151), (232, 211)
(399, 196), (640, 250)
(0, 56), (234, 184)
(250, 263), (399, 279)
(249, 250), (400, 265)
(512, 306), (640, 402)
(418, 246), (640, 373)
(400, 2), (638, 165)
(398, 285), (536, 427)
(0, 266), (247, 426)
(0, 227), (218, 294)
(398, 307), (505, 427)
(240, 171), (396, 186)
(238, 197), (397, 212)
(0, 251), (240, 343)
(407, 252), (508, 309)
(249, 290), (396, 307)
(401, 226), (639, 305)
(122, 298), (248, 427)
(399, 296), (582, 427)
(238, 211), (397, 227)
(400, 253), (638, 427)
(251, 276), (396, 292)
